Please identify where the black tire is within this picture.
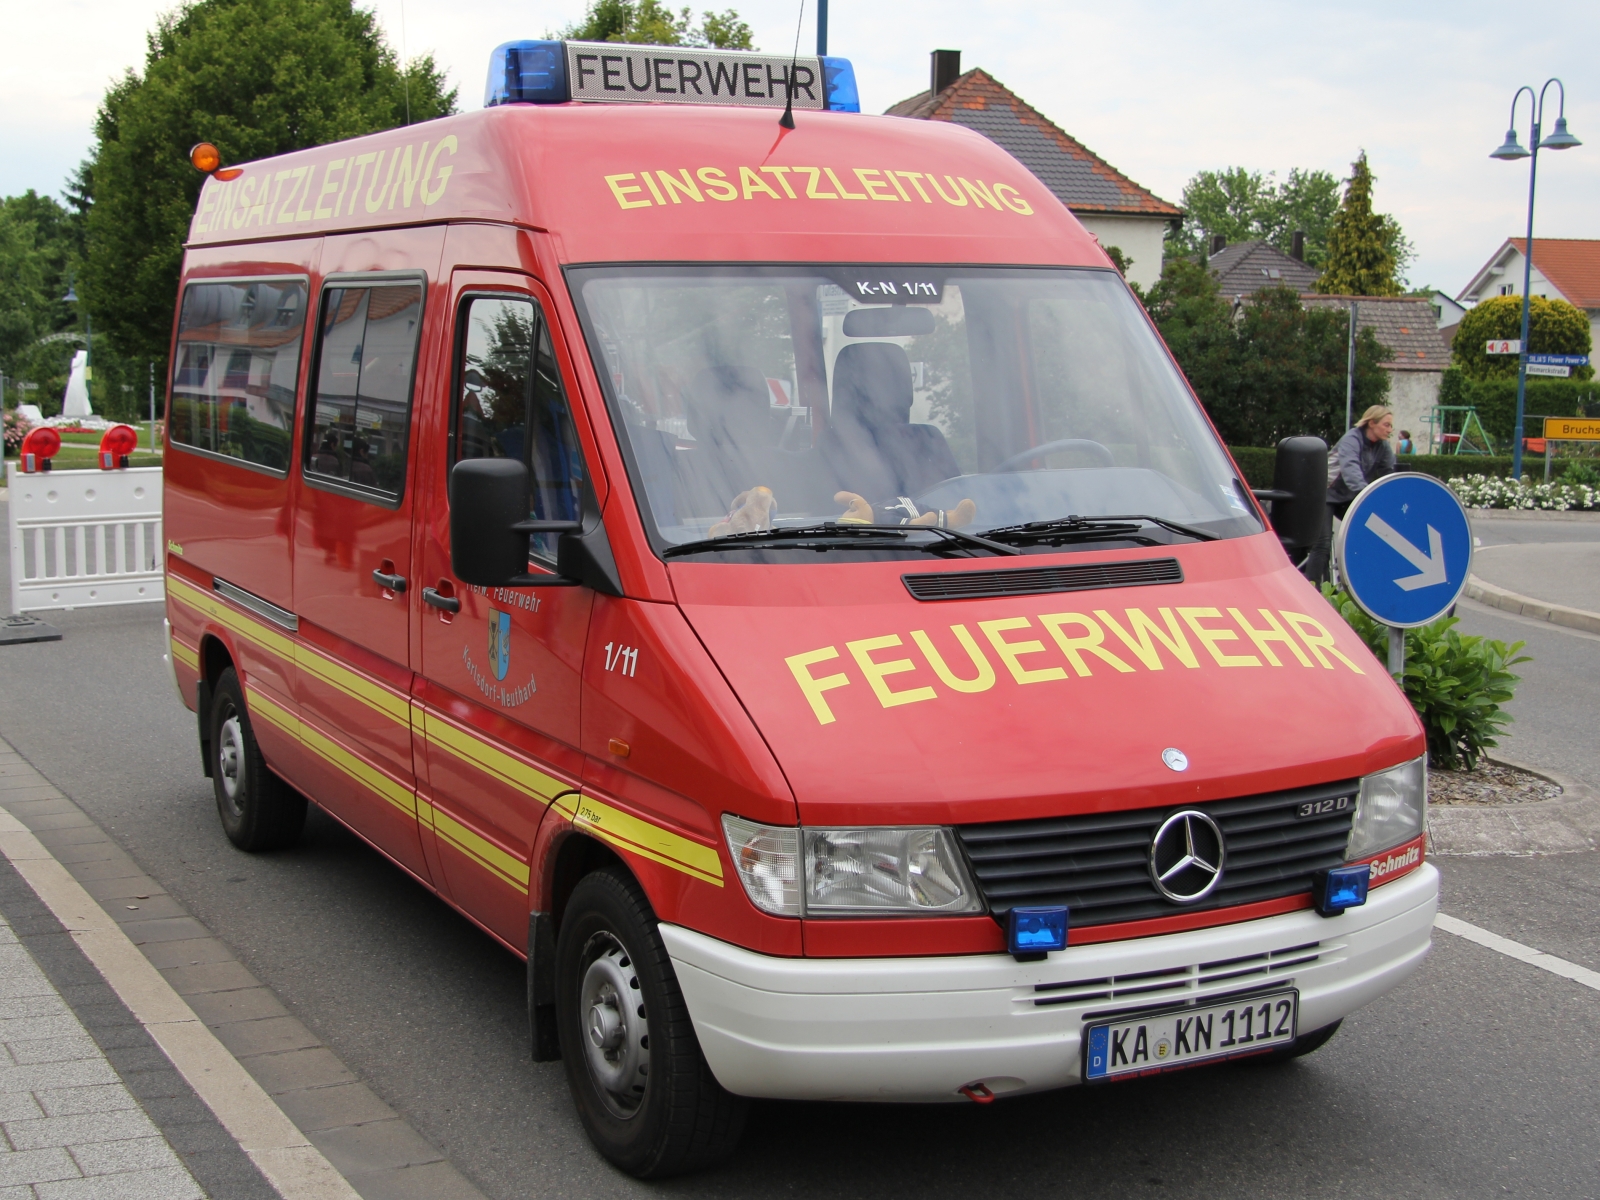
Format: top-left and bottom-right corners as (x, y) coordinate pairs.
(208, 668), (306, 851)
(556, 868), (747, 1178)
(1252, 1019), (1342, 1064)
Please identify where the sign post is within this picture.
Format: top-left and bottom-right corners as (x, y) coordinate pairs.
(1542, 414), (1600, 483)
(1335, 474), (1474, 680)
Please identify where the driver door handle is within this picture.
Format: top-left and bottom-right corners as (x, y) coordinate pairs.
(422, 587), (460, 613)
(372, 569), (408, 593)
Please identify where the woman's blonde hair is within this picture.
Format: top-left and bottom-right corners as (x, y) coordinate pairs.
(1357, 405), (1393, 429)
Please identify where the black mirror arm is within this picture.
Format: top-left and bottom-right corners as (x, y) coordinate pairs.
(1251, 488), (1295, 502)
(510, 519), (584, 534)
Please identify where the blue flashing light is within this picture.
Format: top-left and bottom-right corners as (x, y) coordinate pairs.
(822, 57), (860, 112)
(486, 41), (569, 107)
(1007, 906), (1068, 959)
(1313, 865), (1370, 917)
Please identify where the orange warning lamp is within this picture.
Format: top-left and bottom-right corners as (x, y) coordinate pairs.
(98, 423), (139, 469)
(190, 143), (242, 181)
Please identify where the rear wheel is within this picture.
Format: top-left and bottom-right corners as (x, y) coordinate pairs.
(556, 867), (746, 1178)
(208, 668), (306, 851)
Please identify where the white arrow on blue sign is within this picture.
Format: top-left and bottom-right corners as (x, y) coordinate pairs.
(1335, 473), (1473, 628)
(1524, 353), (1590, 367)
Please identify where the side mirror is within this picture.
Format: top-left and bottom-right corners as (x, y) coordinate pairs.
(449, 458), (624, 595)
(449, 459), (581, 586)
(1252, 436), (1327, 555)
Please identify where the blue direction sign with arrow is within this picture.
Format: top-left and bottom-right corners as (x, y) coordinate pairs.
(1335, 473), (1473, 628)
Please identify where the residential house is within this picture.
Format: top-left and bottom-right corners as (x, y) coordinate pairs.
(1301, 295), (1455, 451)
(1457, 238), (1600, 347)
(1206, 238), (1320, 299)
(886, 51), (1180, 292)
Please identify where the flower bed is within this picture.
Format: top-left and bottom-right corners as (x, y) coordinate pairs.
(1448, 473), (1600, 512)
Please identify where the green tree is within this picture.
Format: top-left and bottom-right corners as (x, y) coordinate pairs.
(559, 0), (755, 48)
(1142, 258), (1389, 446)
(1172, 161), (1411, 281)
(1316, 152), (1404, 296)
(1452, 294), (1594, 381)
(80, 0), (456, 371)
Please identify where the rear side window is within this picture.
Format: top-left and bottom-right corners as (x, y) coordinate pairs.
(454, 295), (585, 561)
(305, 281), (424, 501)
(169, 279), (307, 474)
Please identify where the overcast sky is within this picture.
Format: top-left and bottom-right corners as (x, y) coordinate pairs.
(3, 0), (1595, 294)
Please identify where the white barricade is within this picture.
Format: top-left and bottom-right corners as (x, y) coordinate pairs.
(6, 463), (164, 613)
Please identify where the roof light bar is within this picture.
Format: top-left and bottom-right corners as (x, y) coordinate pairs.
(485, 40), (859, 113)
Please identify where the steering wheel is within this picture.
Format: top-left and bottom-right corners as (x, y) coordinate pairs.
(992, 438), (1116, 473)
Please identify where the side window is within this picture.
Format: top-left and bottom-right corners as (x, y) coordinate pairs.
(455, 295), (586, 562)
(169, 279), (306, 473)
(305, 281), (423, 500)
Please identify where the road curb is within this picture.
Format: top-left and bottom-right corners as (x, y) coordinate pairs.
(1467, 507), (1600, 522)
(1428, 755), (1600, 858)
(0, 739), (491, 1200)
(1462, 574), (1600, 636)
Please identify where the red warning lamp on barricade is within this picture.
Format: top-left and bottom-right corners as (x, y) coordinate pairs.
(19, 427), (61, 474)
(98, 423), (139, 469)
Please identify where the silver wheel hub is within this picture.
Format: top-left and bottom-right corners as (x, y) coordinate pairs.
(579, 934), (648, 1118)
(218, 715), (245, 806)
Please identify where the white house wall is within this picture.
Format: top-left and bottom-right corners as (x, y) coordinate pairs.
(1072, 214), (1167, 292)
(1388, 371), (1443, 455)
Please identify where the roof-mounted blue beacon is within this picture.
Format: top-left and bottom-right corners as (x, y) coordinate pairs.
(485, 40), (859, 112)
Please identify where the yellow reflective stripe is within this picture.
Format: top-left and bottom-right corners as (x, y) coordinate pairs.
(421, 712), (562, 804)
(168, 576), (296, 661)
(170, 638), (200, 670)
(169, 575), (410, 730)
(418, 797), (530, 892)
(246, 686), (415, 819)
(294, 647), (410, 725)
(569, 795), (724, 887)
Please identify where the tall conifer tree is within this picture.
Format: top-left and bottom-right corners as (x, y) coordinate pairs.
(1316, 152), (1401, 296)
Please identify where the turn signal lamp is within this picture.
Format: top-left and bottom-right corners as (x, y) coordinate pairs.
(1312, 866), (1370, 917)
(1007, 906), (1068, 960)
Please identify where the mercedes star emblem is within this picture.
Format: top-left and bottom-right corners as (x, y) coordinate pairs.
(1162, 747), (1189, 771)
(1149, 809), (1225, 903)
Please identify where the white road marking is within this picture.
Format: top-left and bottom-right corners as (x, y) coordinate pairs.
(1435, 913), (1600, 993)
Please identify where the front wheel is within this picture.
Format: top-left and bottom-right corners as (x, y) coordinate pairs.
(556, 868), (746, 1178)
(209, 668), (306, 851)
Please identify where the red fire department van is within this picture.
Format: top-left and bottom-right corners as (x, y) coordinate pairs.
(162, 39), (1437, 1177)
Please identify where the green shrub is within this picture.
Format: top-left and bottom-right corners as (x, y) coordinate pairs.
(1562, 460), (1600, 488)
(1323, 586), (1529, 771)
(1457, 377), (1599, 445)
(1227, 446), (1519, 487)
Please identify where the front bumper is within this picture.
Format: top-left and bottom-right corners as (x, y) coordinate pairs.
(663, 862), (1438, 1102)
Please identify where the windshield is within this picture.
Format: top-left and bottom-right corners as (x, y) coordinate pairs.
(568, 265), (1261, 557)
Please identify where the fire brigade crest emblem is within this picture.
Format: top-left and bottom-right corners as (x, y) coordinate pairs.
(488, 608), (511, 681)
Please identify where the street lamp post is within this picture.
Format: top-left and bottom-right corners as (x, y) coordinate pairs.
(1490, 80), (1580, 480)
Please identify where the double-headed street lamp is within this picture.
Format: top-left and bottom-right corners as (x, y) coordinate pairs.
(1490, 79), (1580, 479)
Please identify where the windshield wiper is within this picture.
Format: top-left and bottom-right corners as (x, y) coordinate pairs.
(662, 523), (1018, 559)
(982, 514), (1219, 545)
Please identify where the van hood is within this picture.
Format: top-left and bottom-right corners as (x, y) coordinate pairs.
(673, 535), (1423, 827)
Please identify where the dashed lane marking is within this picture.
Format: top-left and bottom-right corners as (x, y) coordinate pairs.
(1436, 913), (1600, 993)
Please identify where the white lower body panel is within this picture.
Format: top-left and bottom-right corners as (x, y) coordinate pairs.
(663, 863), (1439, 1103)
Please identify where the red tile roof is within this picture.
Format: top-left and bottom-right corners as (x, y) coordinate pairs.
(1512, 238), (1600, 310)
(886, 70), (1180, 218)
(1300, 295), (1454, 373)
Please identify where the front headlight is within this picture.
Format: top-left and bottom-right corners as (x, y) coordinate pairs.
(1346, 756), (1427, 861)
(722, 817), (983, 917)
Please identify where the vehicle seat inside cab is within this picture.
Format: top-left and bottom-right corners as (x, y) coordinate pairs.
(821, 342), (961, 501)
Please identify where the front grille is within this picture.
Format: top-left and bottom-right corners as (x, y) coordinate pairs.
(1030, 940), (1327, 1011)
(956, 779), (1357, 927)
(901, 557), (1182, 602)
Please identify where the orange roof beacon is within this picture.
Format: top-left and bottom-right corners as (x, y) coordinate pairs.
(163, 39), (1437, 1177)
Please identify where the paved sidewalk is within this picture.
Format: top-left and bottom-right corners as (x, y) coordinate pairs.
(1470, 541), (1600, 616)
(0, 905), (208, 1199)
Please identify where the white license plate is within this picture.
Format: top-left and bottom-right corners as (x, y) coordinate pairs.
(1084, 990), (1299, 1081)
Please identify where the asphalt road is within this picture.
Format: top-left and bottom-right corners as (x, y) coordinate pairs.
(1, 502), (1597, 1199)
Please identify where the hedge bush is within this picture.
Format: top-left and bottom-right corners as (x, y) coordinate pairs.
(1437, 368), (1598, 446)
(1227, 446), (1522, 488)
